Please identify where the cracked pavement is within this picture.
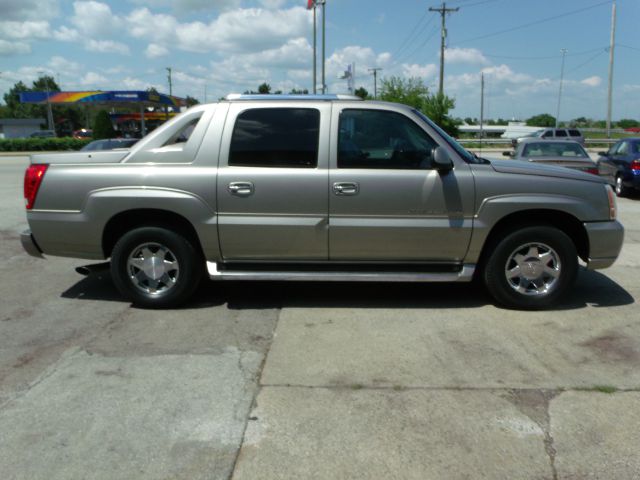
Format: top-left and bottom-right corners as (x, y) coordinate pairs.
(1, 155), (640, 479)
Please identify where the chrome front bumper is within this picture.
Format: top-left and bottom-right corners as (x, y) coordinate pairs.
(20, 230), (44, 258)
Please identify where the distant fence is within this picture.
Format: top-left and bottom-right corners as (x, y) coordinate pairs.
(457, 138), (619, 148)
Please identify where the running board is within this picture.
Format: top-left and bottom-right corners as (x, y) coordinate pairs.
(206, 262), (475, 283)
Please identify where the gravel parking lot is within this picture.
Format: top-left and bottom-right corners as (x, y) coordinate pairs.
(1, 155), (639, 479)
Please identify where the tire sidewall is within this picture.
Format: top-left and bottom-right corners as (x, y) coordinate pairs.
(111, 227), (202, 308)
(483, 226), (578, 309)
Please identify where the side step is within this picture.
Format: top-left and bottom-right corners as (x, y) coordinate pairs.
(206, 262), (475, 283)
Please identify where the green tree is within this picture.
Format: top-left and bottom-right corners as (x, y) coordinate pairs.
(378, 76), (458, 135)
(185, 95), (200, 107)
(93, 110), (116, 139)
(354, 86), (369, 100)
(616, 119), (639, 129)
(379, 76), (429, 109)
(422, 92), (458, 136)
(526, 113), (556, 127)
(258, 83), (271, 94)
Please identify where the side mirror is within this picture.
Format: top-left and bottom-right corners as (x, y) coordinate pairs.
(597, 151), (607, 157)
(502, 151), (513, 157)
(433, 146), (454, 172)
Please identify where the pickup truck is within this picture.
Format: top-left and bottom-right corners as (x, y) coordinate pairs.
(22, 94), (624, 309)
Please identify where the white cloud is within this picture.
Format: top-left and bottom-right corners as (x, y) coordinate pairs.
(71, 1), (122, 37)
(80, 71), (108, 86)
(402, 63), (438, 79)
(121, 76), (163, 91)
(0, 39), (31, 55)
(48, 56), (82, 74)
(1, 0), (59, 21)
(580, 76), (602, 87)
(86, 39), (130, 55)
(145, 43), (169, 58)
(444, 47), (489, 65)
(52, 26), (81, 42)
(127, 6), (310, 54)
(0, 21), (51, 40)
(128, 0), (240, 13)
(259, 0), (287, 8)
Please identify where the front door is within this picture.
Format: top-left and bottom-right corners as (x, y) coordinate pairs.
(217, 104), (330, 261)
(328, 107), (475, 262)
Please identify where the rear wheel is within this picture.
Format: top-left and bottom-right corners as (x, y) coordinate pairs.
(111, 227), (203, 308)
(483, 226), (578, 309)
(615, 175), (629, 197)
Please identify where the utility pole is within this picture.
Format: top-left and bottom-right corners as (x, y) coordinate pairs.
(320, 0), (326, 94)
(38, 71), (54, 131)
(368, 67), (382, 99)
(480, 72), (485, 146)
(606, 0), (616, 137)
(311, 1), (317, 94)
(166, 67), (173, 96)
(555, 48), (567, 128)
(429, 2), (459, 96)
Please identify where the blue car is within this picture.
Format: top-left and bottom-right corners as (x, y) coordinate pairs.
(597, 138), (640, 197)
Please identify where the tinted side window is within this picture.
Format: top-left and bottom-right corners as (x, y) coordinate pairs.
(555, 130), (568, 137)
(338, 109), (437, 169)
(230, 108), (319, 168)
(568, 129), (581, 137)
(542, 130), (553, 138)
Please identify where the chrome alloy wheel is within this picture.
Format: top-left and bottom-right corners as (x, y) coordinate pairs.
(127, 242), (179, 295)
(615, 176), (623, 196)
(504, 242), (561, 296)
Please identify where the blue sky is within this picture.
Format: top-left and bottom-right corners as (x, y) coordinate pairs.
(0, 0), (638, 121)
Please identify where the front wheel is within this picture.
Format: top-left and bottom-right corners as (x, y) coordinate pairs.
(483, 226), (578, 309)
(110, 227), (203, 308)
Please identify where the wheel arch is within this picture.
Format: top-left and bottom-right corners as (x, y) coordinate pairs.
(102, 208), (204, 259)
(476, 209), (589, 272)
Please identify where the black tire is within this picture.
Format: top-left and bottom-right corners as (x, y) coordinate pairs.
(110, 227), (203, 308)
(483, 226), (578, 310)
(615, 175), (629, 197)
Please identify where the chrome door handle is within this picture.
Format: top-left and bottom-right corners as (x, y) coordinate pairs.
(333, 182), (359, 196)
(228, 181), (254, 196)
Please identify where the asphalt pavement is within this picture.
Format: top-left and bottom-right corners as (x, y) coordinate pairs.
(1, 155), (639, 479)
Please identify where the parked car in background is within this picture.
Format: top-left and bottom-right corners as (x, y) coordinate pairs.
(512, 127), (584, 148)
(504, 139), (598, 175)
(80, 138), (139, 151)
(73, 129), (93, 139)
(597, 138), (640, 196)
(29, 130), (56, 138)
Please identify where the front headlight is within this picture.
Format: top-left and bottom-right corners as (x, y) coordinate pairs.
(606, 184), (617, 220)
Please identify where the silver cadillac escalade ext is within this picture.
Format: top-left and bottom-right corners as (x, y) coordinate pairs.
(21, 94), (624, 309)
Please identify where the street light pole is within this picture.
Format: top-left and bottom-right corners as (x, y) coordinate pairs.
(555, 48), (567, 129)
(606, 0), (617, 137)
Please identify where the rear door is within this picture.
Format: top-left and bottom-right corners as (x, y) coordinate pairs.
(216, 103), (331, 260)
(328, 105), (475, 262)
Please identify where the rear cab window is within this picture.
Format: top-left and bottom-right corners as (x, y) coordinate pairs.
(229, 108), (320, 168)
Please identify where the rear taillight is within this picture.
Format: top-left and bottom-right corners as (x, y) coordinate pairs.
(24, 164), (48, 210)
(584, 167), (599, 175)
(606, 185), (617, 220)
(631, 159), (640, 173)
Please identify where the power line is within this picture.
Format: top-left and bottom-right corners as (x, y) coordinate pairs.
(457, 0), (611, 44)
(390, 10), (433, 60)
(481, 46), (607, 61)
(392, 23), (440, 67)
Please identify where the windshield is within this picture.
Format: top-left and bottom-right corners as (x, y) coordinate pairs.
(412, 109), (483, 164)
